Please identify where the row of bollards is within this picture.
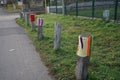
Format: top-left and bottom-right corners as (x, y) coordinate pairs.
(19, 12), (92, 80)
(20, 12), (44, 40)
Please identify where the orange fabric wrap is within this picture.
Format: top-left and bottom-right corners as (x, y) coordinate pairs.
(87, 37), (91, 56)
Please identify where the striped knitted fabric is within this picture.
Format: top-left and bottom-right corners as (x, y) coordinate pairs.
(77, 35), (92, 57)
(37, 18), (44, 27)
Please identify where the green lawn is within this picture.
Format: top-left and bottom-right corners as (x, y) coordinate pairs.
(16, 14), (120, 80)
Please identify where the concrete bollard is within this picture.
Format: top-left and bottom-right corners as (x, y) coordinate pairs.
(30, 14), (35, 31)
(37, 18), (44, 40)
(54, 23), (61, 50)
(75, 34), (92, 80)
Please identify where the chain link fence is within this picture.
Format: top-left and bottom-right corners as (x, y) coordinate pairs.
(48, 0), (120, 22)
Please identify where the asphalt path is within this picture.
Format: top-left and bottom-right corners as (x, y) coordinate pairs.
(0, 8), (54, 80)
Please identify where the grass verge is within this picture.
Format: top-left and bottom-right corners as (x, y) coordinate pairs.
(16, 14), (120, 80)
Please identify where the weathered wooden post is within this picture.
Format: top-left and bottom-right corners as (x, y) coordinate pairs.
(37, 18), (44, 40)
(25, 12), (30, 26)
(54, 23), (61, 50)
(20, 12), (22, 19)
(30, 14), (35, 31)
(75, 34), (92, 80)
(103, 10), (110, 22)
(20, 12), (24, 21)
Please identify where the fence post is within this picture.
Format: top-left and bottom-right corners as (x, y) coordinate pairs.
(75, 34), (92, 80)
(37, 18), (44, 40)
(54, 23), (61, 50)
(56, 0), (58, 14)
(45, 0), (47, 14)
(49, 0), (50, 13)
(76, 0), (78, 16)
(62, 0), (65, 15)
(64, 0), (66, 15)
(114, 0), (118, 21)
(92, 0), (95, 19)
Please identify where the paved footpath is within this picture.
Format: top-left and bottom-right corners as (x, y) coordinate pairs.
(0, 8), (54, 80)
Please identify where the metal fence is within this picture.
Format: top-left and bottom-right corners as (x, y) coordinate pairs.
(48, 0), (120, 22)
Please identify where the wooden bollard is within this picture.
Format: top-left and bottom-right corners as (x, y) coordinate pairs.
(75, 34), (92, 80)
(30, 14), (35, 31)
(20, 12), (24, 21)
(37, 18), (44, 40)
(103, 10), (110, 22)
(19, 12), (22, 19)
(54, 23), (61, 50)
(25, 12), (30, 26)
